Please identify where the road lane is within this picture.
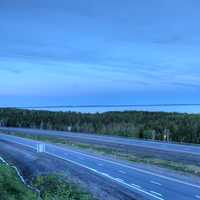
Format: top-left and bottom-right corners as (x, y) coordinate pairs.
(0, 133), (199, 200)
(1, 127), (200, 156)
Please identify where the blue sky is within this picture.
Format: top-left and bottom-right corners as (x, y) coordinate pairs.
(0, 0), (200, 112)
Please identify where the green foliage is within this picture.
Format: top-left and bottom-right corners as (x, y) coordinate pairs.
(0, 163), (93, 200)
(0, 163), (37, 200)
(33, 175), (93, 200)
(0, 108), (200, 143)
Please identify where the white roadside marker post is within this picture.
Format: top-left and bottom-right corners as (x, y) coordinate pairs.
(37, 143), (46, 153)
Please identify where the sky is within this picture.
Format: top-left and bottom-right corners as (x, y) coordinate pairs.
(0, 0), (200, 112)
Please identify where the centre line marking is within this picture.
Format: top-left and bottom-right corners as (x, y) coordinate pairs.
(49, 143), (200, 189)
(45, 152), (165, 200)
(3, 133), (200, 190)
(151, 181), (162, 186)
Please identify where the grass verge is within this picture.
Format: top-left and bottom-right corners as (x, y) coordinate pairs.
(0, 162), (38, 200)
(0, 161), (94, 200)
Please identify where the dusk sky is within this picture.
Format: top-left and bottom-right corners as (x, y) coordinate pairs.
(0, 0), (200, 112)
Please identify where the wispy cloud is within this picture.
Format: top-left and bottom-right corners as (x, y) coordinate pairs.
(0, 0), (200, 107)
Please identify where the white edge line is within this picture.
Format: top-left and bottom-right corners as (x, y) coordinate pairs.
(5, 140), (36, 150)
(0, 135), (37, 150)
(150, 191), (163, 197)
(45, 151), (165, 200)
(131, 183), (142, 189)
(51, 145), (200, 189)
(1, 134), (200, 189)
(0, 136), (163, 199)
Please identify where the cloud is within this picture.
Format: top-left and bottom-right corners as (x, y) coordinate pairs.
(171, 82), (200, 89)
(154, 35), (183, 45)
(0, 0), (200, 107)
(0, 65), (22, 74)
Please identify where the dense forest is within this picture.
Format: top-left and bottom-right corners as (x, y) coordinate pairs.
(0, 108), (200, 144)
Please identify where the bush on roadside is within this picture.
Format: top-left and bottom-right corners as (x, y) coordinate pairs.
(0, 163), (37, 200)
(33, 175), (93, 200)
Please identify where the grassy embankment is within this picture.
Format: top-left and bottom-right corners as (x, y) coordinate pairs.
(0, 161), (93, 200)
(0, 162), (37, 200)
(3, 131), (200, 177)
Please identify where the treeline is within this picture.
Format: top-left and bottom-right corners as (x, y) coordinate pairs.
(0, 108), (200, 144)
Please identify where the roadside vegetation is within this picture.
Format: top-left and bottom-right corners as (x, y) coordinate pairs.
(0, 161), (94, 200)
(2, 131), (200, 177)
(0, 162), (37, 200)
(0, 108), (200, 144)
(33, 175), (94, 200)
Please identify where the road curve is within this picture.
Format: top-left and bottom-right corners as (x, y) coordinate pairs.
(1, 127), (200, 156)
(0, 133), (199, 200)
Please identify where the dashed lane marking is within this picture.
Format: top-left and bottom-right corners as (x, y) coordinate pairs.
(150, 181), (162, 186)
(119, 170), (126, 174)
(45, 152), (165, 200)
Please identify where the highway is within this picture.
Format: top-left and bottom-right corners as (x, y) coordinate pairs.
(0, 132), (200, 200)
(1, 127), (200, 156)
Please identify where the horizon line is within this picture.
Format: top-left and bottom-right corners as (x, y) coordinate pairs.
(1, 103), (200, 109)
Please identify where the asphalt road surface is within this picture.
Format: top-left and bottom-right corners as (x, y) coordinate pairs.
(0, 133), (200, 200)
(1, 127), (200, 156)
